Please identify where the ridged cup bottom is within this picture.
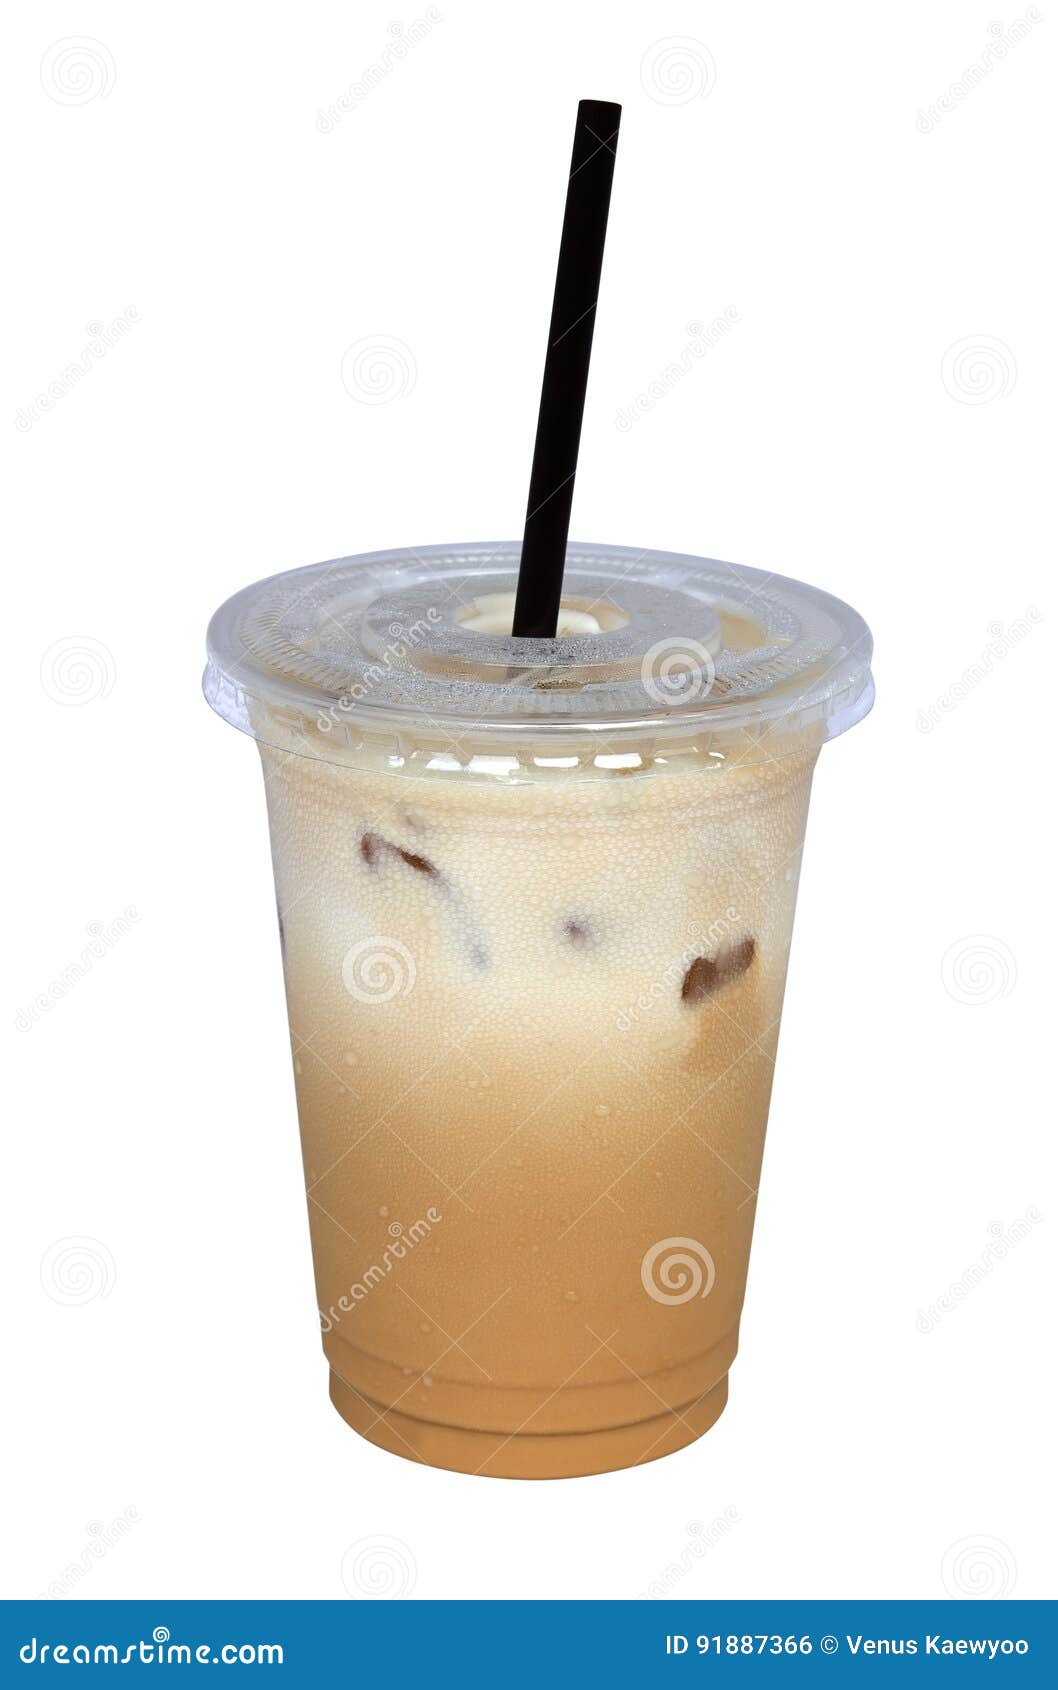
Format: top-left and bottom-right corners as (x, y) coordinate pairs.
(328, 1368), (729, 1480)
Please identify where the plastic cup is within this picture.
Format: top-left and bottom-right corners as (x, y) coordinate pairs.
(204, 542), (872, 1478)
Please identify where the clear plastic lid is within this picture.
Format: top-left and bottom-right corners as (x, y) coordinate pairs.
(204, 542), (873, 777)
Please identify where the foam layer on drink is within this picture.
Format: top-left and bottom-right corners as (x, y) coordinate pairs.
(262, 740), (816, 1476)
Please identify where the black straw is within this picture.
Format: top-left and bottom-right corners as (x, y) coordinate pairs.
(512, 99), (621, 638)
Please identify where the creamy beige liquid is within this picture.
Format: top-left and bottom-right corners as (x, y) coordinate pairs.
(261, 742), (817, 1477)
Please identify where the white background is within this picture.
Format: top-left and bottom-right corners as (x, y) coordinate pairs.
(4, 0), (1055, 1602)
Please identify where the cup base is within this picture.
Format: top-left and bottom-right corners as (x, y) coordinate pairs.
(328, 1369), (728, 1479)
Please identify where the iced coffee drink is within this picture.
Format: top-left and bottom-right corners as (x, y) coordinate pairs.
(205, 541), (872, 1477)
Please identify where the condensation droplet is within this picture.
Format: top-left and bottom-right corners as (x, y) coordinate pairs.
(379, 1205), (390, 1217)
(419, 1321), (432, 1334)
